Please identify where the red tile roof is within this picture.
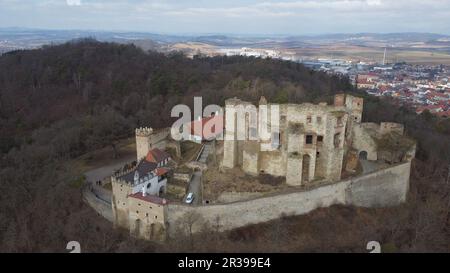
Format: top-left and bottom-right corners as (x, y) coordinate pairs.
(379, 85), (389, 92)
(146, 148), (170, 163)
(436, 110), (450, 118)
(155, 167), (169, 176)
(357, 79), (370, 84)
(128, 192), (168, 205)
(188, 115), (224, 139)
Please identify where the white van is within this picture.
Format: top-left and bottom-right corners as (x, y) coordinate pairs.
(185, 192), (194, 204)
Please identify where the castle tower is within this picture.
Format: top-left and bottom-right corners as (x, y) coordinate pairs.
(136, 127), (154, 161)
(335, 94), (363, 143)
(334, 93), (363, 123)
(286, 122), (303, 186)
(222, 99), (238, 169)
(345, 95), (363, 124)
(135, 127), (170, 161)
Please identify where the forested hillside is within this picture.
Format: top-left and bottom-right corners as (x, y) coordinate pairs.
(0, 40), (448, 252)
(0, 39), (351, 155)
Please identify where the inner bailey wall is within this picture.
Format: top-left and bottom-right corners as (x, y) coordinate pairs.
(166, 161), (411, 235)
(351, 124), (378, 161)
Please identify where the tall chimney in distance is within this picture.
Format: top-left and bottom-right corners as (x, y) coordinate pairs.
(142, 185), (146, 197)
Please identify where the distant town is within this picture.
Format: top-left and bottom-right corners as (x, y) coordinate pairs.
(354, 62), (450, 118)
(216, 47), (450, 119)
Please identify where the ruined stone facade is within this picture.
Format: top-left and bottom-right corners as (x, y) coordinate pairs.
(351, 121), (415, 163)
(223, 94), (364, 185)
(221, 94), (413, 186)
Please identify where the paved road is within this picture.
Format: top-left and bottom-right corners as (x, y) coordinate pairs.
(84, 155), (135, 183)
(84, 155), (135, 204)
(183, 143), (211, 205)
(185, 171), (203, 205)
(198, 143), (211, 163)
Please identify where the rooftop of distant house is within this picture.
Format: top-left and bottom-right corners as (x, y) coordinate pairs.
(436, 110), (450, 118)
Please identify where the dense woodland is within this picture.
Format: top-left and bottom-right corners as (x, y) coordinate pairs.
(0, 40), (448, 252)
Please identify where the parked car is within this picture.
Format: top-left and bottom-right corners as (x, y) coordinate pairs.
(185, 192), (194, 204)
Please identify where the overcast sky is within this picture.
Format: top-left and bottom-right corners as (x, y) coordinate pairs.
(1, 0), (450, 35)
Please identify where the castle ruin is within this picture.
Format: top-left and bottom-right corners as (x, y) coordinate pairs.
(222, 94), (415, 186)
(104, 93), (415, 241)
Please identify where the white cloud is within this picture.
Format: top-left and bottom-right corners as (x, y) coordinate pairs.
(1, 0), (450, 34)
(165, 6), (294, 18)
(66, 0), (82, 6)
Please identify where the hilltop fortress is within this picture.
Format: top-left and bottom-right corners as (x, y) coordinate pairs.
(98, 94), (415, 241)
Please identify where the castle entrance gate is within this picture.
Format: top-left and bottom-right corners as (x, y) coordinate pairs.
(359, 151), (368, 160)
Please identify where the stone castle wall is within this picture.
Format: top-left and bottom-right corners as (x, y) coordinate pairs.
(83, 185), (113, 222)
(351, 124), (379, 161)
(380, 122), (405, 135)
(166, 161), (412, 235)
(128, 197), (167, 241)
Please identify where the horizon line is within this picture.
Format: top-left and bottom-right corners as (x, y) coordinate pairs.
(1, 26), (449, 38)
